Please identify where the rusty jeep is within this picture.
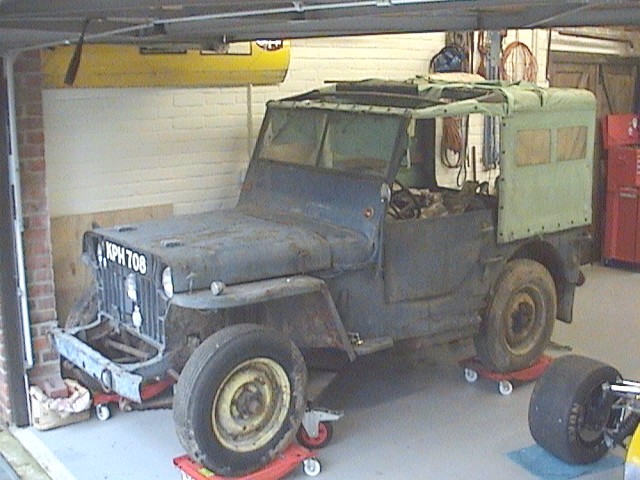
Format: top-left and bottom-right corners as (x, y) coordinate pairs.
(53, 77), (596, 475)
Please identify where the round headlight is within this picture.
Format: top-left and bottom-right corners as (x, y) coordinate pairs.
(125, 273), (137, 302)
(162, 267), (174, 298)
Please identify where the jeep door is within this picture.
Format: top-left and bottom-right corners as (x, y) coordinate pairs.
(383, 209), (493, 304)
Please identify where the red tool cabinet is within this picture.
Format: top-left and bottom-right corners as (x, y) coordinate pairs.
(602, 113), (640, 264)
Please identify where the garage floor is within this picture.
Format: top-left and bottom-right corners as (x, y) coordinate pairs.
(13, 264), (640, 480)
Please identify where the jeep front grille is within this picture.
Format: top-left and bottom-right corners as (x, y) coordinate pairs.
(97, 260), (168, 346)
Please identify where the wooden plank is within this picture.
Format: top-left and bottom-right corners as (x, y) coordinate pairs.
(51, 205), (173, 324)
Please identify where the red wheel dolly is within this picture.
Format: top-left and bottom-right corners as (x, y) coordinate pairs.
(296, 408), (342, 449)
(173, 444), (322, 479)
(460, 355), (554, 395)
(92, 376), (175, 421)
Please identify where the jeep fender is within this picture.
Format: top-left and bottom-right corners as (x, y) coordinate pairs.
(508, 237), (585, 324)
(171, 276), (356, 368)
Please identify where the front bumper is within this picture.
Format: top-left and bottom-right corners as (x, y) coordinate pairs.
(51, 323), (170, 403)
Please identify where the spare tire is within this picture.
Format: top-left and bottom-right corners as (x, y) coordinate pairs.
(528, 355), (620, 464)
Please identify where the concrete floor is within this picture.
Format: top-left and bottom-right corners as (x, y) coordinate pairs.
(11, 264), (640, 480)
(0, 429), (50, 480)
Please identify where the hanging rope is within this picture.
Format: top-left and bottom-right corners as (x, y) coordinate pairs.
(499, 41), (538, 82)
(476, 31), (488, 79)
(429, 41), (470, 171)
(440, 117), (464, 168)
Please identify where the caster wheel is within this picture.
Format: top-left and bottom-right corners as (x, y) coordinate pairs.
(95, 403), (111, 421)
(464, 368), (478, 383)
(498, 380), (513, 396)
(303, 458), (321, 477)
(297, 421), (334, 449)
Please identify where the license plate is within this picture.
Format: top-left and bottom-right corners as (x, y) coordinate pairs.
(102, 240), (148, 275)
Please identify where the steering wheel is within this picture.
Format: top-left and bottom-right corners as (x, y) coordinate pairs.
(388, 181), (422, 220)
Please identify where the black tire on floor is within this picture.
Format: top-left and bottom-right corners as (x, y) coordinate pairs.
(474, 259), (556, 372)
(528, 355), (620, 464)
(173, 324), (307, 477)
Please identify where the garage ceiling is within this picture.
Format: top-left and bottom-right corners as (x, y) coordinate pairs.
(0, 0), (639, 53)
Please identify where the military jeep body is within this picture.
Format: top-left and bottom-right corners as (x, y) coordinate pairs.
(52, 77), (596, 475)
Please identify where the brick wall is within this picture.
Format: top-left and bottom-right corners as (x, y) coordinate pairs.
(15, 51), (60, 387)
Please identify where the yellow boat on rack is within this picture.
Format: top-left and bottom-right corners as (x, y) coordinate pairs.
(42, 41), (290, 88)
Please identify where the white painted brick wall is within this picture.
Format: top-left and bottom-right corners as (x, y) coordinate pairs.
(45, 84), (257, 216)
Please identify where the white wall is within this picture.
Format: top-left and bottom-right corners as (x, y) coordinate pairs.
(44, 33), (445, 217)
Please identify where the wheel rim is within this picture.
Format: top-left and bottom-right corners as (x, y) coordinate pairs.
(503, 287), (544, 354)
(212, 357), (291, 453)
(576, 384), (611, 445)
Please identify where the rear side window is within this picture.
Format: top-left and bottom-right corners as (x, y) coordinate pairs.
(557, 126), (588, 161)
(516, 129), (551, 166)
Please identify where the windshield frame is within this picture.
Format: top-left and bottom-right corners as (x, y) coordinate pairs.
(254, 105), (407, 180)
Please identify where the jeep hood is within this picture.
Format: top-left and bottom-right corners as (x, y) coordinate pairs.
(88, 208), (371, 292)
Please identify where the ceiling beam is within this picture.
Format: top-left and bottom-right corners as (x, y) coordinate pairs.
(0, 0), (638, 52)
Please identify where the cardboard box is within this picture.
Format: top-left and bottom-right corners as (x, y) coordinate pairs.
(30, 379), (91, 431)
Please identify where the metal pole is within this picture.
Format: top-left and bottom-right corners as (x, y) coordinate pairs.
(3, 53), (34, 370)
(18, 0), (444, 53)
(0, 55), (31, 426)
(482, 31), (501, 168)
(247, 83), (254, 161)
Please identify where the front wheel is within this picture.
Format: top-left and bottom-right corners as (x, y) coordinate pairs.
(173, 324), (307, 476)
(528, 355), (620, 464)
(474, 259), (556, 372)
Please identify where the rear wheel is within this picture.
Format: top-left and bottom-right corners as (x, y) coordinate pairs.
(474, 259), (556, 372)
(173, 324), (307, 476)
(528, 355), (620, 464)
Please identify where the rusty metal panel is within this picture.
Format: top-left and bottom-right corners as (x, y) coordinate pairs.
(52, 328), (147, 403)
(172, 275), (356, 363)
(86, 209), (334, 293)
(171, 276), (327, 310)
(383, 209), (494, 303)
